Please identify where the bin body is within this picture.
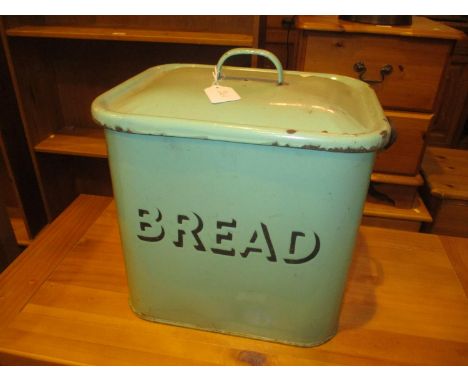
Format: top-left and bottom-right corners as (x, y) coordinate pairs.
(93, 53), (391, 346)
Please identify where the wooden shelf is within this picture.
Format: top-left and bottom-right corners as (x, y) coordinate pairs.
(1, 16), (262, 222)
(370, 172), (424, 186)
(6, 26), (255, 47)
(6, 207), (32, 246)
(364, 194), (432, 223)
(34, 128), (107, 158)
(9, 216), (32, 246)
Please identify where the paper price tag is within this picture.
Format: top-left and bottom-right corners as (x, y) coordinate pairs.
(204, 85), (241, 104)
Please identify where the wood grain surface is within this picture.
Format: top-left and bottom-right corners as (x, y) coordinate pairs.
(298, 31), (451, 113)
(0, 195), (111, 328)
(422, 147), (468, 201)
(295, 16), (464, 40)
(9, 215), (30, 246)
(363, 195), (432, 222)
(6, 26), (255, 47)
(375, 111), (432, 176)
(0, 195), (467, 365)
(421, 147), (468, 237)
(34, 128), (107, 158)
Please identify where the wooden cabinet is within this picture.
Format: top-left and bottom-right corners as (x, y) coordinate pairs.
(294, 16), (463, 230)
(298, 32), (451, 113)
(0, 16), (261, 220)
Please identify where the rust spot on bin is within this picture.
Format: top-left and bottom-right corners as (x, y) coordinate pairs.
(104, 124), (136, 134)
(321, 130), (328, 133)
(301, 144), (378, 153)
(271, 141), (290, 147)
(301, 144), (323, 151)
(286, 129), (297, 134)
(272, 140), (378, 153)
(238, 350), (267, 366)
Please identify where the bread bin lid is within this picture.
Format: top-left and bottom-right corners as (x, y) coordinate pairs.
(92, 48), (391, 152)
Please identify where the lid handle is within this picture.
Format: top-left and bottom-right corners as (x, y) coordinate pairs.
(215, 48), (284, 85)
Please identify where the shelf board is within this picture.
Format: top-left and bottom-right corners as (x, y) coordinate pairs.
(8, 216), (31, 246)
(364, 194), (432, 223)
(34, 128), (107, 158)
(370, 172), (424, 186)
(6, 26), (254, 47)
(6, 207), (31, 246)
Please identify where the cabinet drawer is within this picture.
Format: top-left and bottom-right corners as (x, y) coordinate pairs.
(374, 111), (432, 175)
(299, 32), (452, 112)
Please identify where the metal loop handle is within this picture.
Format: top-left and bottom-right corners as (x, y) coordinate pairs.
(353, 61), (393, 84)
(215, 48), (284, 85)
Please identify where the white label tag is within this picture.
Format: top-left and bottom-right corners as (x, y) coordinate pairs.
(204, 85), (241, 104)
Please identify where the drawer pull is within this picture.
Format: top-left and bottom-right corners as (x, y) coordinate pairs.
(353, 62), (393, 84)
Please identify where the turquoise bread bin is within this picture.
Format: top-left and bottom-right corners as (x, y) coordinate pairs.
(92, 48), (392, 346)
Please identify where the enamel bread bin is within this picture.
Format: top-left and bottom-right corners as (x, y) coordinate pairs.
(92, 48), (392, 346)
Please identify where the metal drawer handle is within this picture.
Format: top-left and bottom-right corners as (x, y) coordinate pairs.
(215, 48), (284, 85)
(353, 62), (393, 84)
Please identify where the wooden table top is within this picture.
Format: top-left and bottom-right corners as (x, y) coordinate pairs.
(1, 195), (467, 365)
